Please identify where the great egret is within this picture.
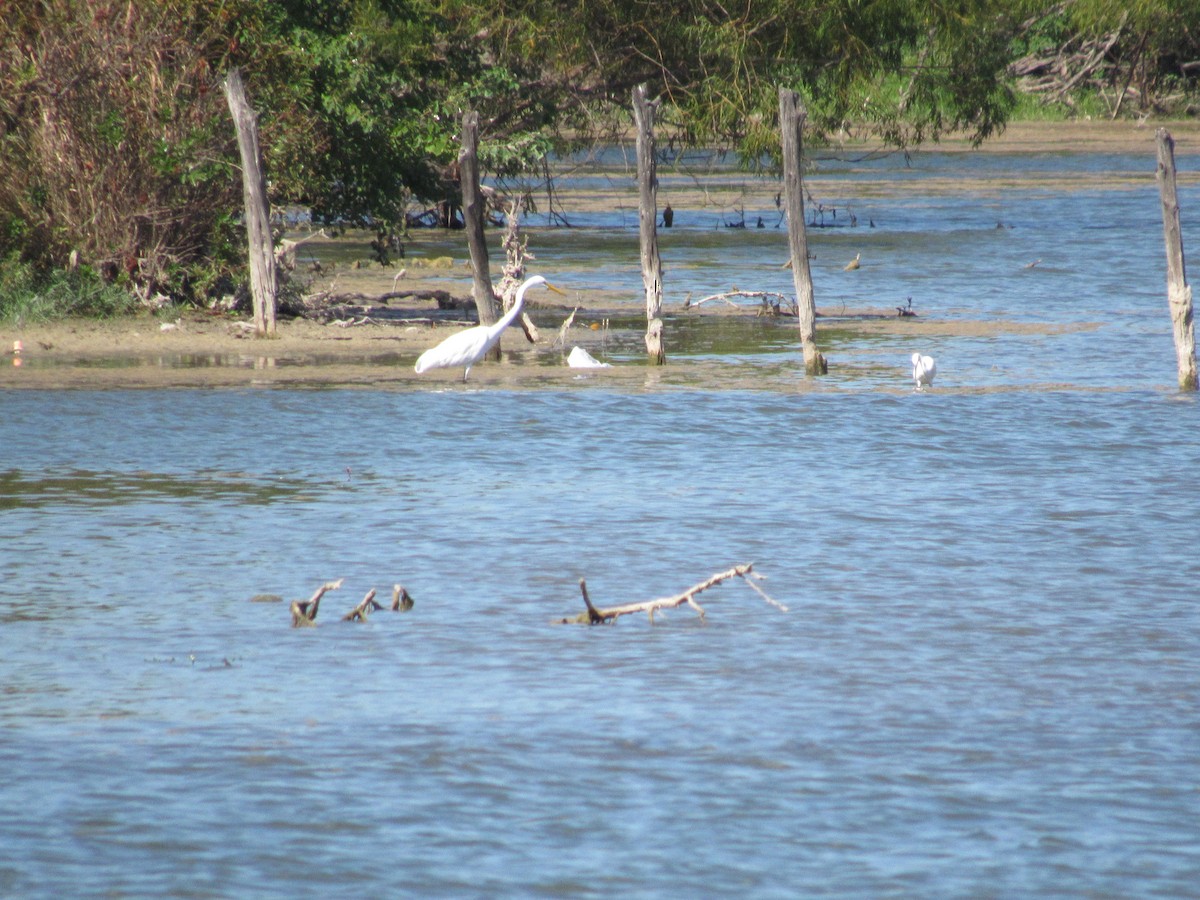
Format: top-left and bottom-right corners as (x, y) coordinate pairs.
(911, 352), (937, 391)
(415, 274), (560, 381)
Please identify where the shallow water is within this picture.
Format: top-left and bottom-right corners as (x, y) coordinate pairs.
(3, 147), (1200, 897)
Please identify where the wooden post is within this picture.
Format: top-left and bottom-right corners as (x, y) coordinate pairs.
(460, 110), (501, 357)
(223, 68), (276, 337)
(1155, 129), (1198, 391)
(779, 88), (827, 375)
(633, 85), (666, 364)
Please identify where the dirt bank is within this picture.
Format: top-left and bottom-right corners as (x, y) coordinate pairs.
(0, 120), (1172, 389)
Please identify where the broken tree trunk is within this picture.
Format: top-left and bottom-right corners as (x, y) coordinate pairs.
(1155, 128), (1198, 391)
(460, 110), (502, 359)
(496, 204), (540, 343)
(778, 88), (827, 375)
(342, 588), (383, 621)
(290, 578), (344, 627)
(391, 584), (414, 611)
(560, 563), (786, 625)
(633, 84), (666, 365)
(223, 68), (277, 337)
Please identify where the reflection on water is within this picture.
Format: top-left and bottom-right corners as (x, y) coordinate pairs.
(2, 147), (1199, 897)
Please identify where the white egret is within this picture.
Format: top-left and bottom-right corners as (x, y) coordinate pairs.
(567, 346), (611, 368)
(911, 352), (937, 391)
(415, 274), (560, 381)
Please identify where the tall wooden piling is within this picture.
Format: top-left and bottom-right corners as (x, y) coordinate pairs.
(1155, 129), (1197, 391)
(779, 88), (827, 375)
(460, 110), (501, 352)
(633, 84), (666, 364)
(223, 68), (276, 337)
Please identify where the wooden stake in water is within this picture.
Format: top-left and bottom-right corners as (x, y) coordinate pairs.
(633, 84), (666, 365)
(223, 68), (277, 337)
(1155, 128), (1198, 391)
(460, 110), (501, 360)
(779, 88), (827, 375)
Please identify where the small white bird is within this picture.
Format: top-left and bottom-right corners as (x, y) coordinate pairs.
(567, 346), (611, 368)
(415, 274), (560, 381)
(911, 352), (937, 391)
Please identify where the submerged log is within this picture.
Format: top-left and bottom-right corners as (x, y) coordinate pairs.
(559, 563), (786, 625)
(343, 588), (384, 621)
(289, 580), (413, 625)
(685, 290), (797, 316)
(391, 584), (415, 611)
(290, 578), (344, 627)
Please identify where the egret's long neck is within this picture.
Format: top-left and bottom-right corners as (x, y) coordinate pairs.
(492, 285), (528, 335)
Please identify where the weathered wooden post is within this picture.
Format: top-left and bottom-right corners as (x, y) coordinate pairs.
(779, 87), (827, 375)
(223, 67), (276, 336)
(1155, 128), (1198, 391)
(459, 110), (502, 361)
(633, 84), (666, 364)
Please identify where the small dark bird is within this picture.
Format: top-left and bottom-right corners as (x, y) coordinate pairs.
(662, 203), (674, 228)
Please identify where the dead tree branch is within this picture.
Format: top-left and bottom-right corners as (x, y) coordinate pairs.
(685, 290), (797, 316)
(559, 563), (785, 625)
(290, 578), (345, 627)
(342, 588), (383, 621)
(391, 584), (415, 611)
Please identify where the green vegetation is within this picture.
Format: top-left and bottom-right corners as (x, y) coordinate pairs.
(1, 0), (1198, 320)
(0, 255), (142, 325)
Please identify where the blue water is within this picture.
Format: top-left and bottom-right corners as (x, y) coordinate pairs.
(3, 146), (1200, 897)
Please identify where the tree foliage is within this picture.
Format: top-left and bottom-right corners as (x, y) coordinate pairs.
(0, 0), (242, 301)
(1, 0), (1198, 308)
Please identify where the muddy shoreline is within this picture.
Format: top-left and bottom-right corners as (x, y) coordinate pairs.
(0, 119), (1184, 390)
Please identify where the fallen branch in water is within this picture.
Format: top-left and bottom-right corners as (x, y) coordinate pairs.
(391, 584), (415, 611)
(342, 588), (383, 621)
(684, 290), (797, 317)
(559, 563), (785, 625)
(290, 578), (344, 627)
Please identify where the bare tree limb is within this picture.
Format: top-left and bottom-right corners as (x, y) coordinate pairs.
(559, 563), (785, 625)
(290, 578), (345, 627)
(391, 584), (415, 611)
(343, 588), (383, 621)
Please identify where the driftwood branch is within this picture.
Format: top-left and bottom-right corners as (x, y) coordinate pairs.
(342, 588), (383, 621)
(496, 203), (540, 343)
(290, 578), (345, 627)
(288, 580), (414, 625)
(685, 290), (797, 316)
(559, 563), (785, 625)
(391, 584), (415, 611)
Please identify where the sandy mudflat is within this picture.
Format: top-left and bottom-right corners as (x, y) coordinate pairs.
(0, 120), (1183, 390)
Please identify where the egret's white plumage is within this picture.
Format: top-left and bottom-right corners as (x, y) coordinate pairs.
(415, 275), (553, 381)
(911, 352), (936, 390)
(566, 346), (611, 368)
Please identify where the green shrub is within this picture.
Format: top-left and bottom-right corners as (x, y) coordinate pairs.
(0, 255), (141, 325)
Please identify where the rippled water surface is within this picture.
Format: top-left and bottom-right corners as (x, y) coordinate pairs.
(3, 147), (1200, 897)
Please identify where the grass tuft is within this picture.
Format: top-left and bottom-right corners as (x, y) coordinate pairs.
(0, 256), (142, 326)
